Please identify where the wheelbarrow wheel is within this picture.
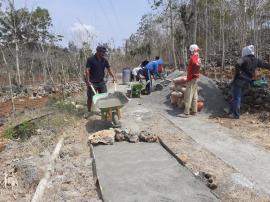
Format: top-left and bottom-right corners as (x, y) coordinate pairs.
(112, 111), (121, 127)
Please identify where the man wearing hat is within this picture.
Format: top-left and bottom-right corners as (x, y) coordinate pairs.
(229, 45), (270, 119)
(181, 44), (201, 117)
(85, 45), (116, 113)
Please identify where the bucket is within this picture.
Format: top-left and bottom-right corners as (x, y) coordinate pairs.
(122, 68), (131, 84)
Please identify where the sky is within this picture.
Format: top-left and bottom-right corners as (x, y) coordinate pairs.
(14, 0), (152, 48)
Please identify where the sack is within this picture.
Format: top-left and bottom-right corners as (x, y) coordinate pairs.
(173, 76), (187, 85)
(197, 101), (204, 111)
(179, 87), (186, 94)
(169, 84), (176, 91)
(171, 91), (183, 98)
(170, 95), (177, 104)
(177, 98), (184, 108)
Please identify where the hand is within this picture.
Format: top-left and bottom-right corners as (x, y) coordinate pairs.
(86, 81), (92, 87)
(112, 77), (117, 83)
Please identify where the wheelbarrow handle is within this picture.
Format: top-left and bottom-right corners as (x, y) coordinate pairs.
(90, 84), (97, 95)
(114, 82), (117, 92)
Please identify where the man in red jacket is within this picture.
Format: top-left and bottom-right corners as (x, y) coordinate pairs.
(182, 44), (201, 117)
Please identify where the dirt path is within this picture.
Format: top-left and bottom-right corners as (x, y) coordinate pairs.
(41, 119), (101, 202)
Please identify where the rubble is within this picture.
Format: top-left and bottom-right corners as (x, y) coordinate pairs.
(88, 129), (115, 145)
(115, 128), (126, 142)
(0, 81), (85, 103)
(139, 131), (158, 143)
(0, 142), (6, 152)
(114, 129), (157, 143)
(14, 160), (42, 190)
(194, 171), (217, 190)
(216, 80), (270, 116)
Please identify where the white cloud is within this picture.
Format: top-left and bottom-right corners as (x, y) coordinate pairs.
(70, 22), (97, 48)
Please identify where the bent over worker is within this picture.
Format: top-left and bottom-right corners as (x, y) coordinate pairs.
(229, 45), (270, 119)
(85, 45), (116, 114)
(182, 44), (201, 117)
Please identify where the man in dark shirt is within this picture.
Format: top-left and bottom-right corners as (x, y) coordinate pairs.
(229, 45), (270, 119)
(85, 45), (116, 112)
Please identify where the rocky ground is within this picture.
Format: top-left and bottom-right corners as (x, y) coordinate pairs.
(0, 94), (101, 202)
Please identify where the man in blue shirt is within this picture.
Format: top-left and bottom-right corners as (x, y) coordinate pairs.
(145, 57), (164, 94)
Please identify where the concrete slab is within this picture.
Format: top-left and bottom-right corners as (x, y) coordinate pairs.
(163, 113), (270, 195)
(92, 142), (218, 202)
(138, 87), (270, 195)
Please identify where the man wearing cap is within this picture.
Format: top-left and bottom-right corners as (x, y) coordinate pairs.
(85, 45), (116, 113)
(229, 45), (270, 119)
(181, 44), (201, 117)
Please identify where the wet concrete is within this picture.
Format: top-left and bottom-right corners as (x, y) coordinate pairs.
(93, 142), (219, 202)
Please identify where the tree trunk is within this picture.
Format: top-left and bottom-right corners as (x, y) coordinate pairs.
(192, 0), (197, 43)
(204, 0), (208, 69)
(169, 0), (177, 70)
(15, 42), (21, 85)
(221, 1), (225, 69)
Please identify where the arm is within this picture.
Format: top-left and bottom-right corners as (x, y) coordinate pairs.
(107, 67), (116, 82)
(105, 59), (116, 82)
(85, 58), (92, 87)
(233, 58), (243, 81)
(85, 68), (91, 87)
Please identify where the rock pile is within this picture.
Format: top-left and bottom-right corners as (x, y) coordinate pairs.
(115, 129), (158, 143)
(216, 80), (270, 115)
(0, 81), (85, 103)
(88, 129), (158, 146)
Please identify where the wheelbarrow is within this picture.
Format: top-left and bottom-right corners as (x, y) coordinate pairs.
(91, 84), (129, 127)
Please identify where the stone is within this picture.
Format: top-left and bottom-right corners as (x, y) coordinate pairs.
(0, 142), (6, 152)
(114, 129), (126, 142)
(88, 129), (115, 145)
(139, 131), (158, 143)
(125, 133), (139, 143)
(14, 160), (42, 190)
(0, 117), (6, 126)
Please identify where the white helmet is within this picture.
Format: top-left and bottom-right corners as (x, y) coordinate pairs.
(189, 44), (200, 53)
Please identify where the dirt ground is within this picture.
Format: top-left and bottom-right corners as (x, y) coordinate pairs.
(210, 114), (270, 151)
(0, 96), (49, 117)
(41, 118), (101, 202)
(203, 68), (270, 150)
(0, 95), (100, 202)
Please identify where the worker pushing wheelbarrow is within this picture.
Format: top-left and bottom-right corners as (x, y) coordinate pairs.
(90, 83), (129, 127)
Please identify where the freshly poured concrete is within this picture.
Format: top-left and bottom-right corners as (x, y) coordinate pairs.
(93, 142), (218, 202)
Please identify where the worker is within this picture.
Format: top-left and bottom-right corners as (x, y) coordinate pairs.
(228, 45), (270, 119)
(181, 44), (201, 118)
(155, 56), (164, 74)
(144, 59), (163, 94)
(131, 60), (148, 81)
(84, 45), (116, 116)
